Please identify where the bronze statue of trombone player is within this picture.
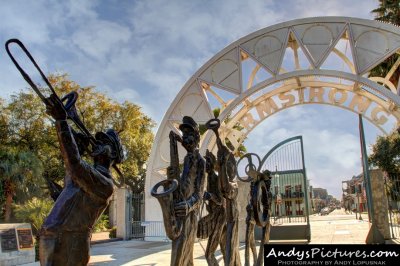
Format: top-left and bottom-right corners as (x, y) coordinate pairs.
(6, 39), (124, 266)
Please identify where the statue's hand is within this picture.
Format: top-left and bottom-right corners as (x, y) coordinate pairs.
(46, 94), (67, 120)
(174, 201), (189, 217)
(73, 131), (90, 155)
(167, 166), (177, 180)
(203, 191), (211, 201)
(217, 150), (225, 164)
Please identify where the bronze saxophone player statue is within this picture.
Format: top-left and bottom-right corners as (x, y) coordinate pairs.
(207, 118), (241, 266)
(151, 130), (184, 241)
(151, 116), (205, 266)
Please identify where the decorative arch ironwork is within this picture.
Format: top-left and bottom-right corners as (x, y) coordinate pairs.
(145, 17), (400, 224)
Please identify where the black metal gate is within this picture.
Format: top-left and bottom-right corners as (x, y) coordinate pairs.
(131, 193), (145, 239)
(385, 173), (400, 239)
(260, 136), (311, 241)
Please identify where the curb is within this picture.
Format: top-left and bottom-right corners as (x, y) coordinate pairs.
(91, 237), (123, 245)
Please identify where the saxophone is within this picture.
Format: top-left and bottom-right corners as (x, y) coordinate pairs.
(151, 131), (183, 240)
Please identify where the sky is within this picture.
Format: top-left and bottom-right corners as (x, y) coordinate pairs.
(0, 0), (386, 199)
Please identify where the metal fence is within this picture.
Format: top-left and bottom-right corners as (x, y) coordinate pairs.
(270, 170), (308, 224)
(132, 193), (144, 222)
(132, 221), (168, 240)
(260, 136), (311, 241)
(260, 136), (310, 226)
(386, 174), (400, 239)
(130, 192), (168, 240)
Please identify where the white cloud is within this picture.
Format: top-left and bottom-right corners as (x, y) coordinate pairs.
(280, 0), (376, 20)
(245, 105), (382, 199)
(0, 0), (389, 199)
(71, 21), (132, 59)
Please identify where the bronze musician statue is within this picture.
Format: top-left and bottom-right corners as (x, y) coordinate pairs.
(199, 149), (226, 265)
(151, 130), (184, 240)
(151, 116), (205, 266)
(5, 39), (124, 266)
(237, 153), (272, 266)
(207, 118), (241, 266)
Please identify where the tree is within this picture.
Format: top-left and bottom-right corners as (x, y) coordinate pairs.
(369, 130), (400, 173)
(1, 73), (155, 218)
(0, 99), (8, 218)
(370, 0), (400, 88)
(0, 149), (43, 222)
(369, 130), (400, 201)
(47, 74), (155, 192)
(372, 0), (400, 25)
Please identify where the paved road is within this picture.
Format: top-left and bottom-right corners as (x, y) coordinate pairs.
(307, 209), (370, 244)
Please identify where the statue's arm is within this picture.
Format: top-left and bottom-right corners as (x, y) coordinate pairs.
(206, 173), (223, 205)
(55, 120), (113, 197)
(55, 120), (82, 168)
(186, 155), (205, 212)
(209, 192), (223, 205)
(224, 182), (238, 199)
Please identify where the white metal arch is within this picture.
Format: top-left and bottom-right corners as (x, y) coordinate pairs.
(145, 17), (400, 222)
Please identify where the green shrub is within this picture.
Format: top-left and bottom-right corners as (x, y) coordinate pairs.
(109, 227), (117, 238)
(14, 197), (53, 234)
(93, 213), (110, 233)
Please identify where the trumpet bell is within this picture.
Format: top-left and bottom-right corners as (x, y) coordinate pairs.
(205, 118), (220, 130)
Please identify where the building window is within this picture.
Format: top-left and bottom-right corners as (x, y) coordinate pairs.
(285, 185), (291, 198)
(285, 201), (292, 216)
(294, 184), (302, 198)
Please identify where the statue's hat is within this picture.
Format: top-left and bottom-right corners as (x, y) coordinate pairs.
(95, 129), (125, 164)
(179, 116), (199, 133)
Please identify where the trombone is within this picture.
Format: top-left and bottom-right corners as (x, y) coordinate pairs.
(5, 38), (125, 182)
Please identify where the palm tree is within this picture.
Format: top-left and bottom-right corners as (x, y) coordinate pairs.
(0, 149), (43, 222)
(370, 0), (400, 89)
(372, 0), (400, 25)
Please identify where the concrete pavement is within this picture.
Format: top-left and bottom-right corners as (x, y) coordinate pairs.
(87, 209), (386, 265)
(21, 209), (397, 265)
(306, 209), (370, 244)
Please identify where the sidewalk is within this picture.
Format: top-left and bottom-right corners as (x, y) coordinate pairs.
(307, 209), (370, 244)
(87, 210), (388, 265)
(23, 210), (398, 266)
(89, 239), (219, 266)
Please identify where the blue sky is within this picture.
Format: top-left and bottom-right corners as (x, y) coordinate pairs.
(0, 0), (384, 198)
